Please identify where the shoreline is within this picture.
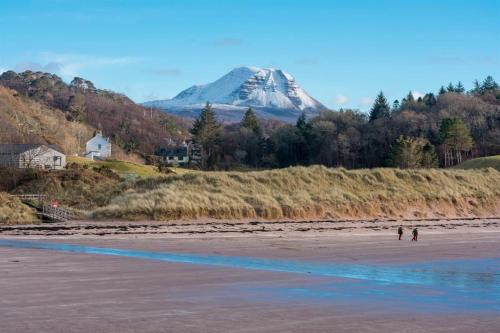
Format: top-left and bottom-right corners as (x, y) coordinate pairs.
(1, 216), (499, 239)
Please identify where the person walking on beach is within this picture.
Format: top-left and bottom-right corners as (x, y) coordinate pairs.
(411, 228), (418, 241)
(398, 226), (403, 240)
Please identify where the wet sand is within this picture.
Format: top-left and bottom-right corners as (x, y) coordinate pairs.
(0, 222), (499, 332)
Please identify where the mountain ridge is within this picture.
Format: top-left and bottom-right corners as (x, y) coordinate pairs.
(144, 66), (327, 122)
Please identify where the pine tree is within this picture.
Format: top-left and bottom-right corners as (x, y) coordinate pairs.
(438, 86), (447, 95)
(240, 107), (261, 136)
(482, 76), (499, 91)
(406, 91), (415, 103)
(423, 93), (437, 107)
(471, 79), (481, 94)
(446, 82), (455, 92)
(455, 81), (465, 94)
(392, 99), (400, 112)
(369, 91), (390, 122)
(190, 102), (221, 169)
(295, 111), (312, 164)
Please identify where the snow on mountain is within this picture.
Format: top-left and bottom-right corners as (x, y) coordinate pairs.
(144, 66), (326, 122)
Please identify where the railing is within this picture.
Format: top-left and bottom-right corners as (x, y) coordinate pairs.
(40, 205), (72, 222)
(12, 194), (47, 203)
(12, 194), (72, 222)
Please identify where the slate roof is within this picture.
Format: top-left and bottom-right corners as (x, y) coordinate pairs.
(0, 144), (64, 154)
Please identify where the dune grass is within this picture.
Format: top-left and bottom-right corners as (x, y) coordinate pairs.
(0, 192), (38, 224)
(453, 155), (500, 171)
(93, 166), (500, 221)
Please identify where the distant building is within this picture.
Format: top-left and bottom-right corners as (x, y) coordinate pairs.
(156, 141), (191, 166)
(85, 131), (111, 160)
(0, 144), (66, 170)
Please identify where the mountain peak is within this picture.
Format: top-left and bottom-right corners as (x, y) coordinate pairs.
(144, 66), (326, 122)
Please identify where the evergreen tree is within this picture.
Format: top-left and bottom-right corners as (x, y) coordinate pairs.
(406, 91), (415, 103)
(295, 111), (312, 164)
(392, 99), (400, 112)
(455, 81), (465, 94)
(369, 91), (391, 122)
(482, 76), (499, 91)
(190, 102), (222, 169)
(423, 93), (437, 107)
(240, 107), (261, 136)
(446, 82), (455, 92)
(471, 79), (481, 94)
(438, 86), (447, 95)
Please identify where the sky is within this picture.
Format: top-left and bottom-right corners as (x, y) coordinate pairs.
(0, 0), (499, 111)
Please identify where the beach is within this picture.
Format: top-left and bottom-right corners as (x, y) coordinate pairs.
(0, 219), (499, 332)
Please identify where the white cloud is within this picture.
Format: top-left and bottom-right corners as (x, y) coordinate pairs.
(334, 94), (349, 105)
(411, 91), (425, 100)
(359, 97), (374, 107)
(16, 53), (138, 78)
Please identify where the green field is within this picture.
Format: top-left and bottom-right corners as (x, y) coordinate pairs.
(67, 156), (169, 178)
(453, 155), (500, 171)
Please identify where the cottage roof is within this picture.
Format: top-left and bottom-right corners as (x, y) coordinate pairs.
(0, 144), (64, 154)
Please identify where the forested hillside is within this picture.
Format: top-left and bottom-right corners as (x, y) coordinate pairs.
(190, 77), (500, 169)
(0, 71), (191, 155)
(0, 86), (94, 154)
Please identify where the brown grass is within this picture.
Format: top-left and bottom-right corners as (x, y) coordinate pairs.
(0, 192), (38, 224)
(0, 87), (94, 154)
(93, 166), (500, 221)
(9, 165), (126, 213)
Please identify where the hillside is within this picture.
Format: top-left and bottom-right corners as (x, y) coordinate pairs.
(0, 192), (38, 224)
(0, 70), (192, 155)
(67, 156), (164, 179)
(0, 86), (94, 154)
(93, 166), (500, 221)
(454, 155), (500, 171)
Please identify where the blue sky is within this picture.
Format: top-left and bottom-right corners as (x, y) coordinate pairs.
(1, 0), (499, 111)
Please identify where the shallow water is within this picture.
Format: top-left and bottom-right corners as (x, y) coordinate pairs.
(1, 239), (498, 312)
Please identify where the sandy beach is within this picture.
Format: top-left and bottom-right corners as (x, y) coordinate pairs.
(0, 219), (499, 333)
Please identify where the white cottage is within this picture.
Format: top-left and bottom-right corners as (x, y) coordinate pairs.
(85, 131), (111, 160)
(0, 144), (66, 170)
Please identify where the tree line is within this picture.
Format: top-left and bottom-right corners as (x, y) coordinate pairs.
(190, 76), (500, 170)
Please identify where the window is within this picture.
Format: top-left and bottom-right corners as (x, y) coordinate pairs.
(98, 144), (102, 150)
(53, 156), (61, 166)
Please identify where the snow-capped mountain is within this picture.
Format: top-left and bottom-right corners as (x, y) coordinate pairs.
(144, 66), (326, 122)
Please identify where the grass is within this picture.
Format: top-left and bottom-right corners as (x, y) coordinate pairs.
(67, 156), (163, 179)
(67, 156), (192, 179)
(93, 165), (500, 221)
(453, 155), (500, 171)
(0, 192), (38, 224)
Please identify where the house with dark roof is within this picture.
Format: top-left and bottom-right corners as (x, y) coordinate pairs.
(0, 144), (66, 170)
(156, 142), (191, 166)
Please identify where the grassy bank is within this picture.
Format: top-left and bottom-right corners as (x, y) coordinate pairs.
(93, 166), (500, 221)
(454, 155), (500, 171)
(67, 156), (163, 179)
(0, 192), (38, 224)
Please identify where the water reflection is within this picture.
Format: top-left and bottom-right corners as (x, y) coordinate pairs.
(0, 239), (498, 311)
